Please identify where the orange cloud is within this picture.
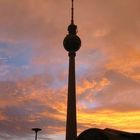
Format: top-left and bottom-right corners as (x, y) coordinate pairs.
(77, 78), (110, 95)
(77, 110), (140, 133)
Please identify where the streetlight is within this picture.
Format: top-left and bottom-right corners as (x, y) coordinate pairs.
(32, 128), (42, 140)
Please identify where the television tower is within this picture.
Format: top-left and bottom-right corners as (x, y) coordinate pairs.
(63, 0), (81, 140)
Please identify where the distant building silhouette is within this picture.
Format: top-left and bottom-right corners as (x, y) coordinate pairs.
(77, 128), (140, 140)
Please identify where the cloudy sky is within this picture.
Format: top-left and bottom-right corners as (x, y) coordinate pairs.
(0, 0), (140, 139)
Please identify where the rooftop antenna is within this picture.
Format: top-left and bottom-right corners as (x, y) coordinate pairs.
(71, 0), (74, 24)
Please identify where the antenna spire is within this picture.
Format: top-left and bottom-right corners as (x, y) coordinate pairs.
(71, 0), (74, 24)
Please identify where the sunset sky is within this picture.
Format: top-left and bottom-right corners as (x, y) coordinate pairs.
(0, 0), (140, 140)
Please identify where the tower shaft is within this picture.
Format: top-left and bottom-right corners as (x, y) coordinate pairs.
(66, 51), (77, 140)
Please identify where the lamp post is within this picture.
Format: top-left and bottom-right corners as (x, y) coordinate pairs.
(32, 128), (42, 140)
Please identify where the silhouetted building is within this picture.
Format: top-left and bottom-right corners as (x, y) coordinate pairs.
(77, 128), (140, 140)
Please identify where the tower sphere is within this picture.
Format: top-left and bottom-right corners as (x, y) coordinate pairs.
(63, 24), (81, 52)
(63, 34), (81, 52)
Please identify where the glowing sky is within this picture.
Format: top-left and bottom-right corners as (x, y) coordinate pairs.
(0, 0), (140, 140)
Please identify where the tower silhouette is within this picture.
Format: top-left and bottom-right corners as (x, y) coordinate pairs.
(63, 1), (81, 140)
